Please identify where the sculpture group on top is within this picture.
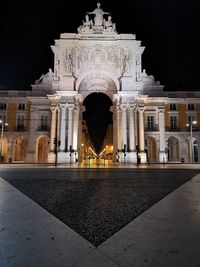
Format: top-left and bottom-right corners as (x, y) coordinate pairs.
(78, 3), (116, 34)
(35, 68), (54, 85)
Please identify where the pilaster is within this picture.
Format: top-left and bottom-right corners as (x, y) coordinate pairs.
(59, 103), (67, 151)
(128, 105), (136, 151)
(121, 105), (127, 149)
(67, 105), (74, 151)
(158, 106), (167, 162)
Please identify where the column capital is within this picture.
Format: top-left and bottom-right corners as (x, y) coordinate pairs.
(137, 105), (144, 113)
(128, 104), (136, 111)
(30, 106), (37, 112)
(158, 106), (164, 113)
(120, 104), (128, 111)
(74, 105), (80, 112)
(67, 104), (75, 110)
(50, 105), (59, 112)
(116, 105), (121, 112)
(59, 103), (68, 110)
(110, 106), (114, 113)
(80, 106), (86, 113)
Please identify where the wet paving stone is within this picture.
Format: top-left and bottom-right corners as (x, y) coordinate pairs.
(0, 168), (198, 247)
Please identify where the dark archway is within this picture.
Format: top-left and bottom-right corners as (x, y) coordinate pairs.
(83, 93), (113, 153)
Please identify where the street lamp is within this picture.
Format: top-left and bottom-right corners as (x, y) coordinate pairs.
(81, 143), (84, 163)
(186, 120), (197, 163)
(88, 147), (91, 168)
(0, 119), (8, 161)
(122, 144), (126, 164)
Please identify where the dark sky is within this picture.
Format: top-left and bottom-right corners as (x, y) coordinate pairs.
(0, 0), (200, 91)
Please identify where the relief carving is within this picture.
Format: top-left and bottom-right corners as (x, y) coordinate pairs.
(64, 49), (74, 73)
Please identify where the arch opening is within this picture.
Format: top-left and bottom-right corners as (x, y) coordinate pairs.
(168, 136), (179, 162)
(13, 136), (26, 162)
(37, 136), (49, 163)
(82, 92), (113, 154)
(0, 136), (8, 162)
(146, 136), (157, 163)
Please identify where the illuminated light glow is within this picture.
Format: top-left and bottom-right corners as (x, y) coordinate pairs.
(89, 147), (97, 157)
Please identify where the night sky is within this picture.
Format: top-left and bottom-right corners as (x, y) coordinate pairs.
(0, 0), (199, 90)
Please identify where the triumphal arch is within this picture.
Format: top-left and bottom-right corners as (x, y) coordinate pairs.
(32, 3), (164, 164)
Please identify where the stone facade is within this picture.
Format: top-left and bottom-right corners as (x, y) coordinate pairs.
(0, 3), (200, 164)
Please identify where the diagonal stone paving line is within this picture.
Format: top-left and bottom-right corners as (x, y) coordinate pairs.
(0, 177), (95, 267)
(70, 247), (123, 267)
(98, 173), (200, 267)
(0, 169), (199, 266)
(0, 176), (123, 267)
(1, 167), (196, 247)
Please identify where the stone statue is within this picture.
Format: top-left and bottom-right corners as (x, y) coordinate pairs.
(35, 68), (54, 84)
(66, 54), (73, 72)
(103, 16), (115, 31)
(88, 3), (109, 26)
(84, 15), (92, 27)
(78, 14), (93, 33)
(139, 69), (155, 84)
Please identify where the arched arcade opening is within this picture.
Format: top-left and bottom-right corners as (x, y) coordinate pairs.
(37, 136), (50, 163)
(82, 92), (113, 162)
(13, 136), (26, 162)
(168, 136), (179, 162)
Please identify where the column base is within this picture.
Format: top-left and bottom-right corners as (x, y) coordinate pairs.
(25, 152), (36, 163)
(57, 152), (79, 164)
(139, 152), (147, 163)
(159, 152), (167, 163)
(47, 152), (56, 163)
(126, 152), (137, 163)
(116, 151), (138, 164)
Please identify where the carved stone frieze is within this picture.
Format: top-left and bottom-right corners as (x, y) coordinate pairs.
(76, 44), (121, 75)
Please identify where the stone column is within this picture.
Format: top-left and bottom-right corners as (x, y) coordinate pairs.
(134, 108), (138, 148)
(73, 106), (79, 151)
(138, 106), (146, 163)
(26, 106), (38, 162)
(128, 106), (136, 151)
(67, 105), (74, 151)
(110, 106), (115, 157)
(121, 105), (127, 149)
(59, 104), (67, 151)
(50, 106), (57, 151)
(79, 106), (85, 162)
(138, 107), (145, 152)
(116, 105), (121, 150)
(158, 106), (166, 162)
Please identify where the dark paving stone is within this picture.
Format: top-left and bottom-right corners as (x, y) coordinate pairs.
(0, 168), (198, 247)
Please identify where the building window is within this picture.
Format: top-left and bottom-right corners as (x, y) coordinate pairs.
(188, 115), (196, 125)
(188, 104), (195, 111)
(147, 116), (154, 130)
(0, 114), (6, 122)
(0, 114), (7, 129)
(18, 103), (25, 110)
(0, 103), (7, 110)
(16, 115), (25, 130)
(39, 115), (49, 131)
(169, 104), (177, 111)
(170, 116), (177, 129)
(188, 116), (197, 131)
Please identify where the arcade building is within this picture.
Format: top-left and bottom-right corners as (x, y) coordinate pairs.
(0, 3), (200, 164)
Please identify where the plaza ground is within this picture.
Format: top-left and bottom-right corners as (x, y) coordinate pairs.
(0, 164), (200, 266)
